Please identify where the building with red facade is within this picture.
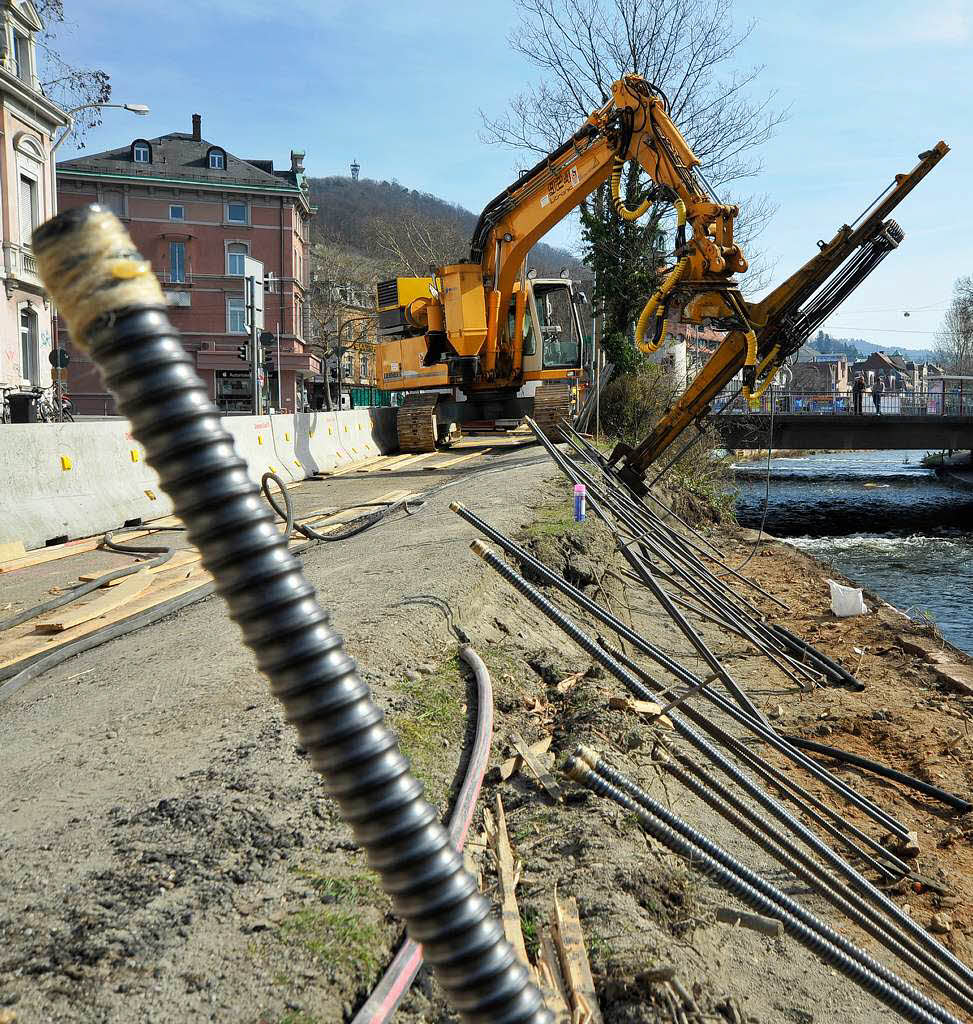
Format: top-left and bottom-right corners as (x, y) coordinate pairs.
(56, 114), (316, 414)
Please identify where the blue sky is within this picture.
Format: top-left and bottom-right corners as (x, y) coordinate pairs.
(56, 0), (970, 351)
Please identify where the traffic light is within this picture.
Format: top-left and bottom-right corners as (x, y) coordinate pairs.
(237, 345), (248, 361)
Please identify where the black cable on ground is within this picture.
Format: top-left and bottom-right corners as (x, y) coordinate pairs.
(0, 581), (219, 701)
(34, 205), (550, 1024)
(351, 644), (494, 1024)
(0, 528), (178, 633)
(782, 735), (973, 814)
(564, 757), (952, 1024)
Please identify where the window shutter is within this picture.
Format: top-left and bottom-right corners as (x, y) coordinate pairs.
(20, 177), (34, 245)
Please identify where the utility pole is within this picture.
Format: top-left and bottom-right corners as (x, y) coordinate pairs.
(243, 256), (265, 415)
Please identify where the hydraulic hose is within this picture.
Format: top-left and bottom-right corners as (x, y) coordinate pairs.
(0, 529), (176, 633)
(635, 257), (688, 354)
(33, 206), (551, 1024)
(610, 156), (651, 221)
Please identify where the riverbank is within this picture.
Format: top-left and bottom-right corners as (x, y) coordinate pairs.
(2, 454), (972, 1023)
(733, 449), (973, 654)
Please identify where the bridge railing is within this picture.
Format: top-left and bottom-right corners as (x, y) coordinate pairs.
(713, 388), (973, 417)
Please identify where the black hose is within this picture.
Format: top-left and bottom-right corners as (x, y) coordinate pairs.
(33, 206), (550, 1024)
(782, 735), (973, 814)
(260, 471), (424, 544)
(352, 644), (495, 1024)
(770, 624), (866, 691)
(0, 528), (176, 633)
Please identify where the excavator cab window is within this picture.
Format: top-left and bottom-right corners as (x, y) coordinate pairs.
(534, 283), (581, 369)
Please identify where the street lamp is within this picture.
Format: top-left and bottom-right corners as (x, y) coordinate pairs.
(52, 101), (151, 154)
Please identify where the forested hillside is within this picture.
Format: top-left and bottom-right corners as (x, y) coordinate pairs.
(307, 175), (584, 278)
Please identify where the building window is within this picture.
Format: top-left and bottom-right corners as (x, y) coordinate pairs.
(102, 191), (125, 217)
(227, 242), (248, 276)
(228, 296), (247, 333)
(19, 175), (37, 246)
(13, 32), (28, 82)
(208, 149), (226, 170)
(169, 204), (185, 221)
(133, 142), (150, 163)
(360, 354), (368, 379)
(342, 354), (353, 378)
(20, 307), (38, 383)
(226, 201), (247, 224)
(169, 241), (186, 283)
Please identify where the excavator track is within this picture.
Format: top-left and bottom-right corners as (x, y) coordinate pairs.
(532, 380), (573, 440)
(397, 393), (440, 452)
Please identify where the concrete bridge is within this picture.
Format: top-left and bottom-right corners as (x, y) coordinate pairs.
(711, 390), (973, 451)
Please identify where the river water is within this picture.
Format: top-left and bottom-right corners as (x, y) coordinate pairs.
(732, 450), (973, 655)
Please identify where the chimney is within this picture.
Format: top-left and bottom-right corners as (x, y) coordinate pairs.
(291, 150), (305, 174)
(192, 113), (201, 142)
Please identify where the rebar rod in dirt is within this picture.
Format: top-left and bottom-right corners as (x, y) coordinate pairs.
(456, 503), (913, 847)
(565, 757), (958, 1024)
(560, 420), (726, 561)
(599, 637), (911, 875)
(540, 420), (785, 615)
(462, 535), (973, 995)
(452, 501), (911, 856)
(559, 418), (784, 606)
(631, 749), (973, 1014)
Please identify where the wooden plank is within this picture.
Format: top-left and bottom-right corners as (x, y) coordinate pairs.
(552, 892), (604, 1024)
(321, 455), (386, 478)
(379, 451), (440, 471)
(429, 448), (493, 471)
(34, 570), (156, 633)
(0, 541), (26, 562)
(79, 548), (202, 585)
(0, 565), (214, 672)
(510, 731), (562, 801)
(300, 490), (413, 530)
(537, 929), (572, 1024)
(0, 515), (184, 575)
(500, 735), (553, 781)
(484, 796), (530, 970)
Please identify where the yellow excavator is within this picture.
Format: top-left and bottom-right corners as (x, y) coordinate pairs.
(374, 74), (948, 467)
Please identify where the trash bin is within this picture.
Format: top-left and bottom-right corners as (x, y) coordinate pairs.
(8, 391), (40, 423)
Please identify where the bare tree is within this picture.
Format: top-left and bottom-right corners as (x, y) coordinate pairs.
(481, 0), (784, 364)
(35, 2), (111, 145)
(934, 275), (973, 375)
(369, 213), (470, 277)
(307, 239), (385, 408)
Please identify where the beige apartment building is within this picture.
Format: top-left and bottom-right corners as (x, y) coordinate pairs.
(0, 0), (65, 388)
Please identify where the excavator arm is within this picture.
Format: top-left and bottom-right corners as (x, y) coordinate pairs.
(466, 75), (750, 378)
(611, 141), (949, 492)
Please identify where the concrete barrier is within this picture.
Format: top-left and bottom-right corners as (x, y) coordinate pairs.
(268, 411), (307, 483)
(0, 409), (400, 552)
(0, 422), (174, 551)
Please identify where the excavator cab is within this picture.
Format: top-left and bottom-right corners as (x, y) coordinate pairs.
(519, 278), (586, 374)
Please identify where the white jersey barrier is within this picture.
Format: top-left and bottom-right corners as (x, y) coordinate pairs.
(0, 408), (399, 552)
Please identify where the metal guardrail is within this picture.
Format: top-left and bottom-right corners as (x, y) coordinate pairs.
(714, 389), (973, 417)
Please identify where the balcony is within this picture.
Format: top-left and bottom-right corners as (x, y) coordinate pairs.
(161, 270), (193, 286)
(2, 242), (44, 296)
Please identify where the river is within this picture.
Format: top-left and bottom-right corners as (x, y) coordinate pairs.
(732, 450), (973, 655)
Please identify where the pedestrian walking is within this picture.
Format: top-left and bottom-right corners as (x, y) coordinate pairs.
(852, 373), (865, 415)
(872, 374), (885, 414)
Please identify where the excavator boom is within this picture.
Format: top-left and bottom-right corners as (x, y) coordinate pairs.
(612, 141), (950, 492)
